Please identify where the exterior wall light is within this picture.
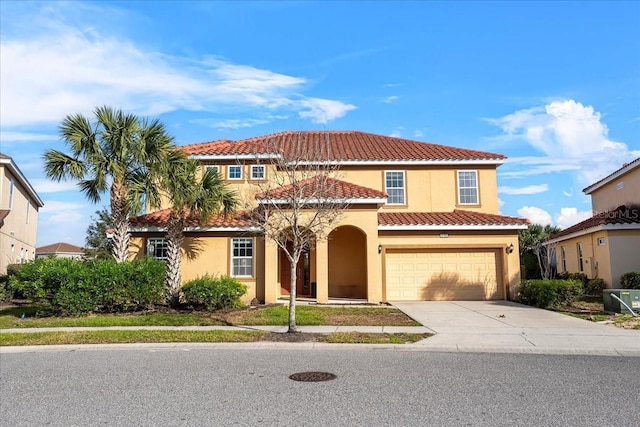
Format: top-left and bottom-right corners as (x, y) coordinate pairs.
(506, 243), (514, 254)
(378, 244), (382, 254)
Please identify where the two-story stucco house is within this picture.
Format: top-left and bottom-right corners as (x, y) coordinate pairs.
(547, 158), (640, 288)
(0, 153), (44, 274)
(129, 131), (528, 304)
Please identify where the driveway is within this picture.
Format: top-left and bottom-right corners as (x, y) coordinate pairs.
(391, 300), (640, 356)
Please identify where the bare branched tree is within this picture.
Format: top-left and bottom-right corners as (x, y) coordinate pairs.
(248, 132), (349, 332)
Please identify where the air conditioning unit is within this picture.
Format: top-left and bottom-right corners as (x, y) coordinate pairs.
(15, 257), (22, 264)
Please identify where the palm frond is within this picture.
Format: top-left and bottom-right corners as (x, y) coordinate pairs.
(43, 150), (86, 181)
(78, 178), (106, 204)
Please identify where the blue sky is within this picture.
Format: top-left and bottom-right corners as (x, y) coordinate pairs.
(1, 1), (639, 247)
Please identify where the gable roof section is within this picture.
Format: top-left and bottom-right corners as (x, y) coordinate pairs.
(36, 242), (84, 254)
(583, 157), (640, 195)
(0, 153), (44, 207)
(379, 210), (529, 230)
(256, 176), (387, 204)
(180, 131), (505, 165)
(129, 209), (256, 231)
(546, 205), (640, 244)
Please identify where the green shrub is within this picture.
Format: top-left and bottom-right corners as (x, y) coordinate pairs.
(0, 275), (10, 301)
(620, 272), (640, 289)
(7, 257), (166, 315)
(585, 278), (607, 296)
(518, 279), (583, 308)
(181, 275), (247, 311)
(556, 272), (589, 286)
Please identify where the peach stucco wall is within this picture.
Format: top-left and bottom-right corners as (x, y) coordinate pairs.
(590, 166), (640, 213)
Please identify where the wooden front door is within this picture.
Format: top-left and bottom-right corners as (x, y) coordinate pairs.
(280, 245), (311, 297)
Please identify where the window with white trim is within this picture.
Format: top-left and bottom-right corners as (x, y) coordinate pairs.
(384, 171), (405, 205)
(9, 179), (15, 209)
(577, 242), (584, 273)
(205, 165), (220, 176)
(227, 165), (242, 180)
(457, 170), (479, 205)
(560, 246), (566, 272)
(250, 165), (265, 180)
(231, 237), (253, 277)
(147, 238), (168, 260)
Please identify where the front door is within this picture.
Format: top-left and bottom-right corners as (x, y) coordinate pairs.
(280, 246), (311, 297)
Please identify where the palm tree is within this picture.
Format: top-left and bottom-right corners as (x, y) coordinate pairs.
(44, 106), (175, 262)
(153, 151), (237, 307)
(519, 224), (561, 279)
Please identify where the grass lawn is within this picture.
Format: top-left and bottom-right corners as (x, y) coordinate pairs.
(0, 330), (431, 346)
(554, 296), (640, 330)
(0, 304), (420, 329)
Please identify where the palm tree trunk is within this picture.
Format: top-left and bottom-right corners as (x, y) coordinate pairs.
(166, 218), (184, 308)
(288, 259), (298, 333)
(111, 182), (130, 263)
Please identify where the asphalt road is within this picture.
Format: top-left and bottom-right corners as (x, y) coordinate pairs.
(1, 346), (638, 426)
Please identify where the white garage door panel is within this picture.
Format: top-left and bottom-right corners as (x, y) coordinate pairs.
(386, 250), (502, 301)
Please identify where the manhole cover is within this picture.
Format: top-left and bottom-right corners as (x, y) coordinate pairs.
(289, 371), (337, 382)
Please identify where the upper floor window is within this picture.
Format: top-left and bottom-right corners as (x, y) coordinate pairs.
(205, 165), (220, 176)
(26, 201), (30, 223)
(231, 237), (253, 277)
(147, 238), (168, 260)
(228, 165), (242, 180)
(457, 170), (479, 205)
(250, 165), (265, 180)
(9, 179), (15, 209)
(385, 171), (405, 205)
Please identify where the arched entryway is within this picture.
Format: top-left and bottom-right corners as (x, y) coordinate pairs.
(328, 225), (367, 299)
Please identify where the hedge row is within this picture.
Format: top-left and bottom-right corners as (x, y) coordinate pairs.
(181, 275), (247, 310)
(620, 272), (640, 289)
(518, 279), (583, 308)
(6, 258), (165, 315)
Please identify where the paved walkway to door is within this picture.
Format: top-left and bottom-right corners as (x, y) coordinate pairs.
(391, 300), (640, 356)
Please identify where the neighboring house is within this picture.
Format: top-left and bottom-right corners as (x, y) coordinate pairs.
(129, 131), (528, 304)
(0, 153), (44, 273)
(36, 242), (85, 260)
(547, 158), (640, 288)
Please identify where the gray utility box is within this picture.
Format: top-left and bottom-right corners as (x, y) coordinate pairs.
(603, 289), (640, 315)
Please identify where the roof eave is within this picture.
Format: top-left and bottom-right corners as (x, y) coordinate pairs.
(129, 226), (261, 233)
(582, 158), (640, 194)
(378, 224), (528, 231)
(0, 158), (44, 207)
(257, 197), (387, 205)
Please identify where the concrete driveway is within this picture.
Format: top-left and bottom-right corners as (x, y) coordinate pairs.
(391, 300), (640, 356)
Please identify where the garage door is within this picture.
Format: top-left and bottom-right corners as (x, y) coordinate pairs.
(385, 249), (503, 301)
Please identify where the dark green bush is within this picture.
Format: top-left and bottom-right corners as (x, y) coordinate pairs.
(0, 275), (10, 301)
(620, 272), (640, 289)
(7, 257), (166, 315)
(585, 278), (607, 296)
(556, 272), (589, 286)
(181, 275), (247, 310)
(518, 279), (583, 308)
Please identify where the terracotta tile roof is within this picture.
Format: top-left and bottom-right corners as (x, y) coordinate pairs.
(179, 131), (505, 162)
(256, 176), (387, 201)
(129, 209), (253, 228)
(379, 210), (530, 227)
(549, 205), (640, 241)
(36, 242), (84, 254)
(583, 157), (640, 194)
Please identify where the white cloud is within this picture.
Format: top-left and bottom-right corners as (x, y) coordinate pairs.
(498, 197), (505, 213)
(517, 206), (553, 226)
(380, 96), (399, 104)
(48, 211), (84, 224)
(40, 200), (87, 213)
(0, 131), (57, 142)
(0, 4), (356, 131)
(489, 100), (640, 184)
(30, 179), (80, 194)
(194, 118), (271, 130)
(297, 98), (357, 124)
(389, 127), (404, 138)
(563, 190), (573, 197)
(555, 207), (592, 229)
(498, 184), (549, 195)
(413, 130), (424, 138)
